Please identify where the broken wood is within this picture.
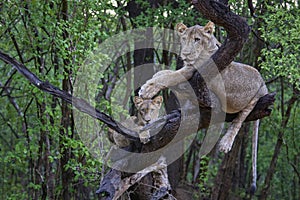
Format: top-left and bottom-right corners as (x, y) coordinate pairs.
(96, 156), (171, 200)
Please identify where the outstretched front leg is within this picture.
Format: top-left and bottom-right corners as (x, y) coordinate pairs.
(139, 70), (171, 99)
(139, 66), (195, 99)
(219, 97), (259, 153)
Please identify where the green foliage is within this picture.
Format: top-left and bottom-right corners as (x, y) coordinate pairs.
(258, 6), (300, 198)
(260, 5), (300, 89)
(258, 99), (300, 200)
(0, 0), (116, 198)
(134, 0), (200, 27)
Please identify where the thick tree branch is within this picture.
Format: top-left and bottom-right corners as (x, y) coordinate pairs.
(193, 0), (251, 70)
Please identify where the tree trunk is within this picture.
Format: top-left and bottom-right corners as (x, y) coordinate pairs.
(127, 0), (155, 97)
(211, 124), (250, 200)
(60, 1), (74, 199)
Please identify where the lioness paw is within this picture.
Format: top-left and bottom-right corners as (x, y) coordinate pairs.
(218, 136), (234, 153)
(139, 80), (162, 99)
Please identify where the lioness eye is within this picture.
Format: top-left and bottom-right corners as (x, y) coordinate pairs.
(194, 37), (200, 42)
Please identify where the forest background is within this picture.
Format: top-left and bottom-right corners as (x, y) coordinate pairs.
(0, 0), (299, 199)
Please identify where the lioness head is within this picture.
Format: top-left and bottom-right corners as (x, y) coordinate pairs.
(176, 21), (220, 66)
(134, 96), (163, 126)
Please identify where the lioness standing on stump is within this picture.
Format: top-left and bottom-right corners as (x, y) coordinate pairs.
(139, 22), (268, 192)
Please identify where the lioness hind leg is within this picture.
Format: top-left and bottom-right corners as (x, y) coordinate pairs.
(219, 97), (259, 153)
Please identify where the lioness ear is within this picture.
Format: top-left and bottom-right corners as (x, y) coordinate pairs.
(153, 96), (163, 108)
(204, 21), (215, 36)
(134, 96), (143, 108)
(176, 23), (187, 34)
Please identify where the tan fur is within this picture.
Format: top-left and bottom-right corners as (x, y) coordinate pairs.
(139, 22), (268, 153)
(109, 96), (163, 147)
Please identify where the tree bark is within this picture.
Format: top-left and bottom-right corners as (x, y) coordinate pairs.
(126, 0), (155, 101)
(211, 124), (250, 200)
(193, 0), (251, 70)
(59, 1), (74, 199)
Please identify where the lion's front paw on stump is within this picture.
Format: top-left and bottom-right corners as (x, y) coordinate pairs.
(218, 136), (234, 153)
(139, 81), (162, 99)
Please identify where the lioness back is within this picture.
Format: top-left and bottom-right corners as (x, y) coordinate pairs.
(214, 62), (268, 113)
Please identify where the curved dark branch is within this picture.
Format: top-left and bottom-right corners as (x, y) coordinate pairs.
(193, 0), (251, 70)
